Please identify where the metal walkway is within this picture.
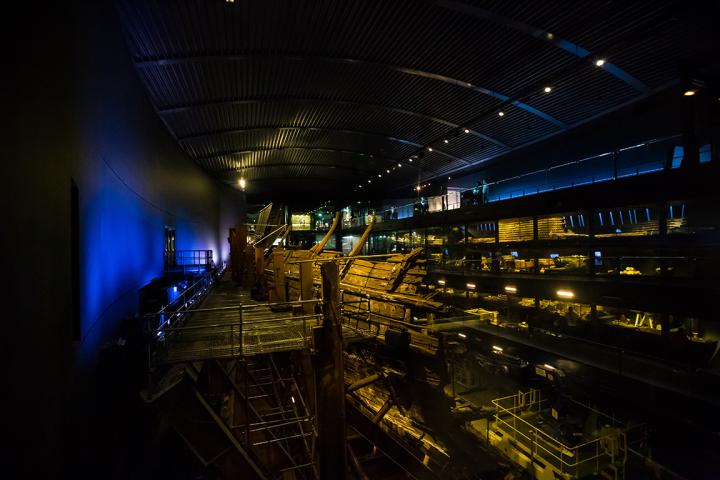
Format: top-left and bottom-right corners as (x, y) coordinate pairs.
(150, 271), (372, 367)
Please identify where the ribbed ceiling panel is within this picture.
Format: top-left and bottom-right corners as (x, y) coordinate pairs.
(163, 100), (453, 144)
(140, 59), (504, 124)
(180, 128), (418, 161)
(524, 64), (638, 126)
(115, 0), (703, 195)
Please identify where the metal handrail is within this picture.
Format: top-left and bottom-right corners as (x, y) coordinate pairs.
(341, 134), (684, 225)
(491, 390), (626, 471)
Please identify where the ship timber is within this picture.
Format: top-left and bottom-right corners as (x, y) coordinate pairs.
(265, 212), (449, 355)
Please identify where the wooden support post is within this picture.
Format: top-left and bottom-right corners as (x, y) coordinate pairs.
(272, 250), (287, 302)
(300, 260), (315, 315)
(253, 246), (266, 300)
(314, 262), (347, 480)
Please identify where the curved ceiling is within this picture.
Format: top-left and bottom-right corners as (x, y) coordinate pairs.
(116, 0), (710, 198)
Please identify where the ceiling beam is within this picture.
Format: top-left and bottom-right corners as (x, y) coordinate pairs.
(157, 96), (511, 150)
(135, 54), (567, 127)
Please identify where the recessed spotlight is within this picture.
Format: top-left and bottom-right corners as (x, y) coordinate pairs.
(546, 32), (554, 40)
(386, 169), (390, 173)
(415, 185), (421, 191)
(409, 158), (413, 163)
(444, 139), (449, 144)
(377, 174), (382, 178)
(683, 90), (696, 96)
(544, 86), (552, 93)
(368, 180), (372, 183)
(595, 59), (606, 67)
(498, 111), (505, 117)
(397, 163), (402, 167)
(463, 128), (470, 134)
(427, 147), (433, 152)
(448, 176), (451, 180)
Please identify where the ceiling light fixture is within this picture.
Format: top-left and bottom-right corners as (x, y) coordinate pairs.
(498, 111), (505, 117)
(544, 86), (552, 93)
(444, 139), (449, 144)
(386, 169), (390, 173)
(683, 90), (696, 96)
(463, 128), (470, 134)
(397, 163), (402, 167)
(427, 147), (433, 152)
(595, 59), (606, 67)
(238, 177), (246, 190)
(408, 158), (413, 163)
(368, 179), (372, 183)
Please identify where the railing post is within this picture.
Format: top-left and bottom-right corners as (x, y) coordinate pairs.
(238, 305), (243, 356)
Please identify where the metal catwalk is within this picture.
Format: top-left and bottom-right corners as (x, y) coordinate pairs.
(151, 271), (371, 366)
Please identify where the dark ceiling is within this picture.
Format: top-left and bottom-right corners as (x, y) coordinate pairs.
(116, 0), (715, 201)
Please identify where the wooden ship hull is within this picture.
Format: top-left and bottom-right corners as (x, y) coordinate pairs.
(263, 212), (451, 355)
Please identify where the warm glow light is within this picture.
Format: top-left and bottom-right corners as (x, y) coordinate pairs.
(544, 86), (552, 93)
(463, 128), (470, 134)
(504, 285), (517, 294)
(557, 289), (574, 299)
(458, 333), (467, 338)
(595, 59), (606, 66)
(238, 177), (246, 189)
(466, 283), (476, 289)
(543, 364), (555, 370)
(437, 279), (446, 285)
(683, 90), (696, 96)
(415, 185), (421, 191)
(492, 345), (503, 353)
(498, 111), (505, 117)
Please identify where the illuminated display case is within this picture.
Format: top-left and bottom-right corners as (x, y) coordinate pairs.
(537, 212), (588, 239)
(466, 221), (496, 244)
(290, 213), (312, 231)
(667, 199), (719, 236)
(498, 216), (534, 242)
(395, 230), (424, 253)
(426, 226), (447, 268)
(594, 204), (659, 237)
(537, 249), (589, 275)
(368, 232), (395, 254)
(498, 249), (534, 273)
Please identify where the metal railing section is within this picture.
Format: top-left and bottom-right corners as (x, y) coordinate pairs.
(491, 389), (628, 477)
(342, 135), (685, 226)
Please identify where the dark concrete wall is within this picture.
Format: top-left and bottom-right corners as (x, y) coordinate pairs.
(8, 1), (243, 476)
